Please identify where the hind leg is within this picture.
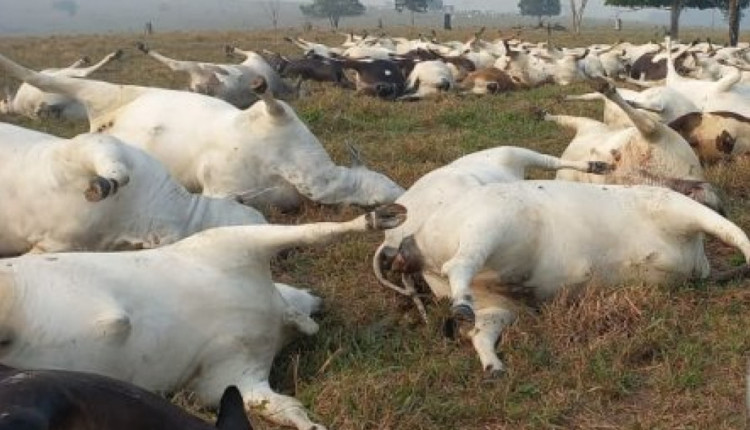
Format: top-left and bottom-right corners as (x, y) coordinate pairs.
(470, 307), (517, 377)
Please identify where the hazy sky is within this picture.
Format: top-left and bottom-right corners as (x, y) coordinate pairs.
(0, 0), (739, 35)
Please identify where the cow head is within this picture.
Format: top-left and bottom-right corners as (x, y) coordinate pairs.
(346, 143), (405, 207)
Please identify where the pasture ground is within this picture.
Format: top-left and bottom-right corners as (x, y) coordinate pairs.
(1, 25), (750, 429)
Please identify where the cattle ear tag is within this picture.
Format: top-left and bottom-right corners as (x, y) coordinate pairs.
(215, 386), (252, 430)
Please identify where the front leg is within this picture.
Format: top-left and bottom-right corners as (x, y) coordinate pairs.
(242, 381), (326, 430)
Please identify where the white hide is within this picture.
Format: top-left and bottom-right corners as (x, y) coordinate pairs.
(140, 45), (294, 109)
(0, 123), (265, 256)
(661, 39), (750, 117)
(551, 82), (706, 189)
(566, 86), (699, 128)
(402, 60), (454, 99)
(0, 206), (405, 430)
(0, 53), (405, 211)
(403, 181), (750, 372)
(379, 146), (608, 252)
(0, 51), (121, 120)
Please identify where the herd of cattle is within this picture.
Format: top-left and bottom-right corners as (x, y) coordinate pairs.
(0, 28), (749, 428)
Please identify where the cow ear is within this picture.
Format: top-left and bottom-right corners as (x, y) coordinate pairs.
(215, 386), (252, 430)
(347, 141), (366, 168)
(716, 130), (736, 154)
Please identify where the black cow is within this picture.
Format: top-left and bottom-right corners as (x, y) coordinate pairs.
(0, 365), (252, 430)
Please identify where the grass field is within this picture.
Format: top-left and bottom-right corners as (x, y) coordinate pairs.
(1, 25), (750, 430)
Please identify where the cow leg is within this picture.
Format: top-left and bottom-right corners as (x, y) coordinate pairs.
(592, 78), (659, 137)
(248, 204), (407, 257)
(542, 113), (604, 133)
(195, 356), (326, 430)
(241, 381), (326, 430)
(470, 306), (517, 376)
(563, 92), (604, 102)
(441, 253), (487, 324)
(0, 53), (144, 121)
(67, 50), (123, 78)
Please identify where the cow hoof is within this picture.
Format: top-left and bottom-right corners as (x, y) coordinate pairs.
(442, 317), (458, 340)
(587, 161), (614, 174)
(591, 76), (615, 96)
(250, 77), (269, 94)
(529, 106), (548, 121)
(366, 204), (407, 230)
(451, 304), (475, 324)
(84, 177), (114, 202)
(483, 364), (506, 380)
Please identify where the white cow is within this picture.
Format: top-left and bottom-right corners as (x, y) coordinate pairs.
(0, 50), (121, 120)
(400, 60), (455, 100)
(565, 86), (698, 128)
(383, 181), (750, 373)
(0, 204), (407, 430)
(136, 43), (296, 108)
(550, 79), (722, 214)
(0, 53), (405, 212)
(373, 146), (612, 319)
(660, 38), (750, 117)
(0, 122), (266, 256)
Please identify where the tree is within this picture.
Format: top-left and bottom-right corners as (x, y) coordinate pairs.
(716, 0), (750, 45)
(569, 0), (589, 34)
(604, 0), (728, 40)
(518, 0), (561, 26)
(262, 0), (282, 30)
(300, 0), (365, 29)
(395, 0), (429, 25)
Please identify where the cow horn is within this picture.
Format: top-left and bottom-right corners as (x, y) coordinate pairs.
(249, 77), (285, 117)
(346, 140), (366, 167)
(224, 44), (237, 58)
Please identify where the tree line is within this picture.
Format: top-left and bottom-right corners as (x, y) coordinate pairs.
(518, 0), (747, 44)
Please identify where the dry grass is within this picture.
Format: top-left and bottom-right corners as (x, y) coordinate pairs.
(2, 25), (750, 430)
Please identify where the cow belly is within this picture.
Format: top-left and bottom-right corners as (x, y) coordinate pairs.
(1, 255), (286, 396)
(526, 236), (709, 301)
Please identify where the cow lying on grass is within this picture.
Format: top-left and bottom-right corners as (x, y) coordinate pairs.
(0, 204), (406, 430)
(374, 146), (612, 320)
(0, 365), (253, 430)
(136, 42), (295, 108)
(0, 123), (265, 256)
(549, 78), (723, 214)
(0, 53), (405, 212)
(0, 50), (121, 120)
(380, 181), (750, 375)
